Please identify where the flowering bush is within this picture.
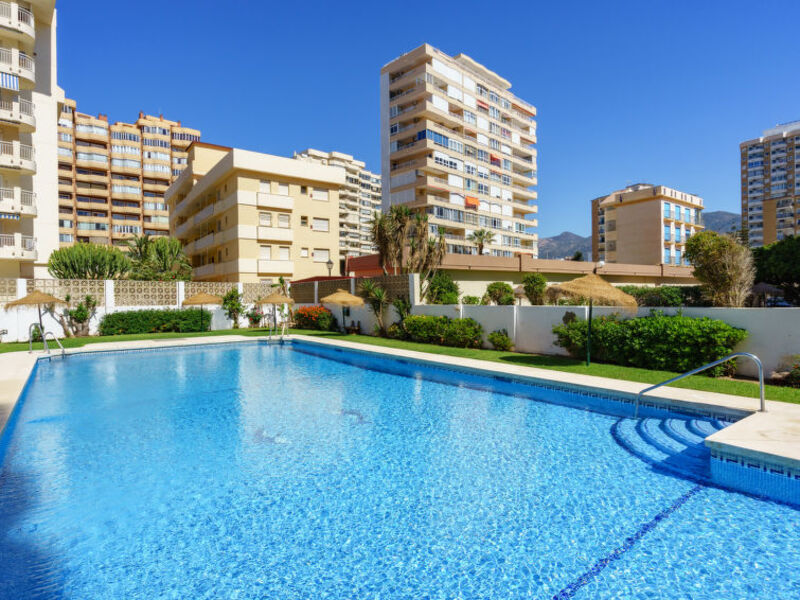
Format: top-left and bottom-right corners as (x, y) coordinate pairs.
(787, 355), (800, 388)
(246, 308), (264, 328)
(294, 305), (337, 331)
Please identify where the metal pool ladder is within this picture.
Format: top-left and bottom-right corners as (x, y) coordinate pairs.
(28, 323), (65, 358)
(633, 352), (766, 418)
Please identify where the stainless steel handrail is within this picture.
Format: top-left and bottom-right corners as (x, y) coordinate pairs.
(633, 352), (765, 418)
(43, 331), (65, 357)
(29, 322), (45, 353)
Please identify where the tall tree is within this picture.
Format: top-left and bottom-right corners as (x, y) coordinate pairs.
(685, 231), (755, 307)
(125, 234), (191, 281)
(754, 235), (800, 304)
(467, 229), (495, 255)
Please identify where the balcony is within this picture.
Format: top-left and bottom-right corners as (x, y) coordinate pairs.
(0, 2), (34, 42)
(257, 226), (293, 242)
(258, 259), (294, 274)
(256, 192), (293, 210)
(0, 186), (34, 216)
(0, 47), (34, 87)
(194, 232), (215, 251)
(0, 232), (35, 260)
(192, 263), (217, 278)
(0, 140), (34, 173)
(0, 96), (34, 131)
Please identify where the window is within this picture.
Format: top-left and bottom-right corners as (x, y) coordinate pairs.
(259, 245), (271, 259)
(75, 124), (108, 135)
(76, 152), (107, 164)
(111, 131), (140, 142)
(111, 158), (141, 169)
(112, 144), (139, 155)
(142, 138), (170, 148)
(664, 248), (671, 264)
(663, 202), (671, 218)
(312, 218), (329, 232)
(259, 180), (270, 193)
(143, 163), (170, 174)
(59, 233), (73, 243)
(664, 225), (671, 241)
(142, 125), (169, 135)
(112, 184), (141, 194)
(278, 246), (290, 260)
(277, 183), (289, 195)
(311, 188), (329, 201)
(58, 219), (73, 228)
(259, 212), (272, 226)
(59, 133), (72, 142)
(300, 186), (307, 194)
(278, 213), (290, 228)
(313, 248), (330, 262)
(143, 151), (170, 161)
(173, 132), (200, 142)
(300, 247), (309, 258)
(300, 216), (308, 226)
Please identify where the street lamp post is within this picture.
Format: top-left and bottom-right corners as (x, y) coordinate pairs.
(326, 258), (334, 277)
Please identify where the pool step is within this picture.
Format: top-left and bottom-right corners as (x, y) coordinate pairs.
(612, 416), (729, 483)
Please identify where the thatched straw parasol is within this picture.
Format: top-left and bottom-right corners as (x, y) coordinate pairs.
(5, 290), (67, 344)
(256, 291), (295, 332)
(320, 288), (364, 332)
(513, 285), (526, 306)
(545, 273), (638, 309)
(545, 274), (637, 366)
(182, 292), (222, 331)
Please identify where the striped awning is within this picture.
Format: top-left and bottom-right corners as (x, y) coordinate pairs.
(0, 72), (19, 91)
(0, 212), (20, 220)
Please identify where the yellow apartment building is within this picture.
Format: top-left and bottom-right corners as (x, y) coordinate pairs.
(0, 1), (63, 278)
(591, 183), (704, 266)
(55, 100), (200, 247)
(380, 44), (538, 258)
(740, 121), (800, 247)
(293, 148), (381, 265)
(166, 142), (344, 283)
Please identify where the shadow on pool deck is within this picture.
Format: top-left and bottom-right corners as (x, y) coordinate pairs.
(0, 466), (65, 597)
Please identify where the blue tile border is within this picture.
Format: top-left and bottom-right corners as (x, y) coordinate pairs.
(552, 485), (703, 599)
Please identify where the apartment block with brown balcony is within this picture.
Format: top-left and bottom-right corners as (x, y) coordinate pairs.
(591, 183), (704, 266)
(56, 99), (200, 248)
(740, 121), (800, 247)
(166, 142), (344, 283)
(380, 44), (538, 258)
(293, 148), (381, 267)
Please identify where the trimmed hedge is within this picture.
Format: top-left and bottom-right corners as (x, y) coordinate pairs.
(402, 315), (483, 348)
(99, 308), (211, 335)
(618, 285), (710, 307)
(552, 312), (747, 375)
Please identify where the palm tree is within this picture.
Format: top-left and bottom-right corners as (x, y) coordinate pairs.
(467, 229), (495, 255)
(360, 280), (391, 335)
(151, 237), (191, 279)
(125, 234), (153, 266)
(370, 212), (394, 275)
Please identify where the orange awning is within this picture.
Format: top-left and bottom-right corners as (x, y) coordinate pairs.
(465, 196), (480, 208)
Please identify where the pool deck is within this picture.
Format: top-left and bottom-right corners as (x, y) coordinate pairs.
(0, 333), (798, 475)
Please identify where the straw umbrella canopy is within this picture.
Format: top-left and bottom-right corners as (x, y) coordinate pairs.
(545, 273), (638, 309)
(182, 292), (222, 331)
(320, 288), (364, 331)
(513, 285), (526, 305)
(545, 274), (637, 366)
(256, 291), (295, 330)
(5, 290), (67, 338)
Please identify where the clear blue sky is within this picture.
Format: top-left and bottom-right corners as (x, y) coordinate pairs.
(59, 0), (800, 237)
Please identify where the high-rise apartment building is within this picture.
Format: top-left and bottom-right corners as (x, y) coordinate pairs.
(166, 142), (344, 283)
(380, 44), (538, 257)
(0, 1), (63, 278)
(740, 121), (800, 247)
(591, 183), (704, 266)
(56, 99), (200, 247)
(293, 148), (381, 264)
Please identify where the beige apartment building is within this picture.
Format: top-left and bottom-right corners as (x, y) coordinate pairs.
(293, 148), (381, 263)
(166, 142), (344, 283)
(380, 44), (538, 258)
(56, 100), (200, 247)
(740, 121), (800, 247)
(591, 183), (704, 266)
(0, 1), (63, 278)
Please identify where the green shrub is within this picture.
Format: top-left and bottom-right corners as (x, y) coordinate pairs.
(402, 315), (483, 348)
(618, 285), (709, 307)
(386, 322), (406, 340)
(461, 295), (481, 305)
(552, 312), (748, 375)
(488, 329), (513, 351)
(486, 281), (515, 305)
(427, 271), (460, 304)
(294, 306), (337, 331)
(521, 273), (547, 304)
(99, 308), (211, 335)
(786, 355), (800, 388)
(222, 288), (245, 328)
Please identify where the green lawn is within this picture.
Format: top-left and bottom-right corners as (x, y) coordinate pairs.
(1, 327), (797, 405)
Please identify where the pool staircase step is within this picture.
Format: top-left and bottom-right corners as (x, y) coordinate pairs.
(611, 417), (728, 483)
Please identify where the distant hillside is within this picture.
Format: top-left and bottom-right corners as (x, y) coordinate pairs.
(538, 231), (591, 260)
(702, 210), (741, 235)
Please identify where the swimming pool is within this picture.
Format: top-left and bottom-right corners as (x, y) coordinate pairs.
(0, 340), (798, 598)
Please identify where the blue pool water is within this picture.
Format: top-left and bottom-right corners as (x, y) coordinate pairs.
(0, 341), (798, 599)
